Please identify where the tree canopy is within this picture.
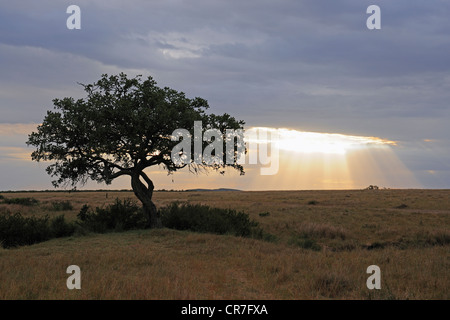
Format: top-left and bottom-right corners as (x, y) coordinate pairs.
(27, 73), (245, 227)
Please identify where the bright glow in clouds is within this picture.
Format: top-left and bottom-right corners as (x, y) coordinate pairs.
(247, 127), (397, 155)
(237, 127), (420, 190)
(0, 123), (421, 190)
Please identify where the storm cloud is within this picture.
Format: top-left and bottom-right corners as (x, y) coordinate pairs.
(1, 0), (449, 189)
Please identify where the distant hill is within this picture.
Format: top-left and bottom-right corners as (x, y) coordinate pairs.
(185, 188), (242, 192)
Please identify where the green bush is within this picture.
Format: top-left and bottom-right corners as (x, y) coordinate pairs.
(160, 202), (261, 237)
(50, 215), (76, 238)
(3, 197), (39, 206)
(0, 213), (50, 248)
(0, 213), (76, 248)
(77, 204), (90, 221)
(50, 200), (73, 211)
(0, 198), (275, 248)
(77, 198), (147, 233)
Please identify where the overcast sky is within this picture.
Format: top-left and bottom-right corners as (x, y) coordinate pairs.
(0, 0), (449, 190)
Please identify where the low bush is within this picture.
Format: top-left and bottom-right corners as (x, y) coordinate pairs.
(3, 197), (39, 206)
(160, 202), (263, 238)
(0, 213), (50, 248)
(0, 198), (275, 248)
(0, 213), (75, 248)
(49, 200), (73, 211)
(77, 198), (147, 233)
(50, 215), (76, 238)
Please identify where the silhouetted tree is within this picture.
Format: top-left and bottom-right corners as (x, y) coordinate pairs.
(27, 73), (245, 228)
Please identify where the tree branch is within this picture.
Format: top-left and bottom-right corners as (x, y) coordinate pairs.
(91, 156), (126, 171)
(109, 170), (131, 180)
(139, 170), (154, 192)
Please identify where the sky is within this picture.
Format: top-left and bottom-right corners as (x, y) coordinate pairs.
(0, 0), (449, 191)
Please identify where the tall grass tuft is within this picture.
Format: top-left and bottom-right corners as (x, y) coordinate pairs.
(289, 235), (322, 251)
(297, 222), (347, 240)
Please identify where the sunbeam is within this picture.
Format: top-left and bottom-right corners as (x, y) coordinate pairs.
(239, 127), (420, 190)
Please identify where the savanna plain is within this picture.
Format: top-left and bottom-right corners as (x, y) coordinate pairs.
(0, 189), (448, 300)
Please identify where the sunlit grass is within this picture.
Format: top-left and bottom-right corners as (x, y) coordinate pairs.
(0, 189), (449, 299)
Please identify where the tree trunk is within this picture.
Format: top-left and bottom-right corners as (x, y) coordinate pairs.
(131, 171), (162, 228)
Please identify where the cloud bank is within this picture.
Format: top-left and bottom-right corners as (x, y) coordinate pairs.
(0, 0), (449, 189)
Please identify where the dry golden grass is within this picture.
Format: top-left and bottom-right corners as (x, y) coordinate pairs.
(0, 189), (449, 299)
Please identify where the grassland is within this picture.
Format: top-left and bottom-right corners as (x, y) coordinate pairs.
(0, 189), (449, 299)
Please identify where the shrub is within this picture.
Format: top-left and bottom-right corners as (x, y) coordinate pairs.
(0, 213), (76, 248)
(49, 200), (73, 211)
(77, 204), (90, 221)
(0, 213), (50, 248)
(160, 202), (262, 238)
(3, 197), (39, 206)
(77, 198), (147, 233)
(50, 215), (76, 238)
(0, 195), (4, 200)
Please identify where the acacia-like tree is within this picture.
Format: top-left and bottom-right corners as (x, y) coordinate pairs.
(27, 73), (245, 228)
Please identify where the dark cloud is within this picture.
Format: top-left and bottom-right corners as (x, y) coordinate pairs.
(0, 0), (449, 188)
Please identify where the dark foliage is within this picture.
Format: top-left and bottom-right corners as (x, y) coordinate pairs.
(160, 202), (259, 237)
(0, 213), (75, 248)
(76, 198), (147, 233)
(49, 200), (73, 211)
(2, 197), (39, 206)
